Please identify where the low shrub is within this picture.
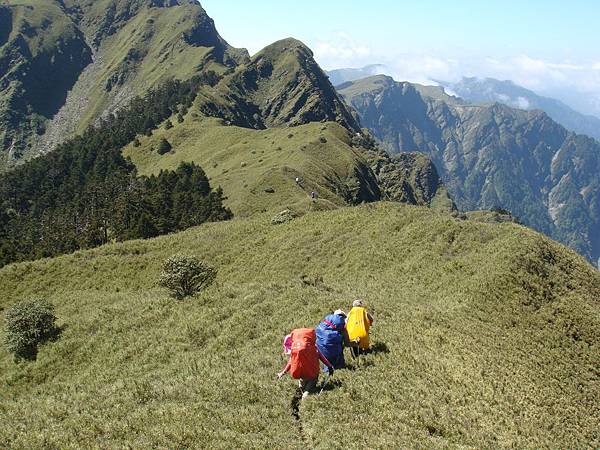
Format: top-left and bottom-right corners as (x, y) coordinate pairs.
(159, 254), (216, 300)
(4, 299), (58, 361)
(271, 209), (297, 225)
(157, 138), (172, 155)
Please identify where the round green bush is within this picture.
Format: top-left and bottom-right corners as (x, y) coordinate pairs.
(271, 209), (297, 225)
(157, 138), (172, 155)
(159, 254), (216, 300)
(4, 299), (58, 361)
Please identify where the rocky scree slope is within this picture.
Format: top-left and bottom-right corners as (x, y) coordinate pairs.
(0, 0), (91, 166)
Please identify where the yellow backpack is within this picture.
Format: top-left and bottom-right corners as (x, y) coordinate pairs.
(347, 307), (371, 349)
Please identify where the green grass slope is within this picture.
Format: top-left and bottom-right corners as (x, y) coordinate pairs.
(124, 117), (380, 216)
(1, 0), (248, 169)
(0, 203), (598, 449)
(0, 0), (91, 166)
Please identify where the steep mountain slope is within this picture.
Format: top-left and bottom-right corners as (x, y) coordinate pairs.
(0, 0), (248, 170)
(122, 39), (452, 216)
(1, 203), (598, 448)
(196, 38), (360, 132)
(339, 75), (600, 267)
(0, 2), (448, 220)
(0, 0), (91, 166)
(439, 77), (600, 141)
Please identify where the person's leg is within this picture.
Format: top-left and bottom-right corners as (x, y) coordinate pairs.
(302, 378), (317, 398)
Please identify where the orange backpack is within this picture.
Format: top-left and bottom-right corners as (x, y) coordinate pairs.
(289, 328), (320, 380)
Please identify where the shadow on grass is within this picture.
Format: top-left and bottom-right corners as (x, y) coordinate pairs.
(339, 341), (389, 371)
(369, 341), (390, 354)
(340, 362), (357, 371)
(16, 325), (65, 362)
(319, 378), (342, 393)
(47, 324), (65, 343)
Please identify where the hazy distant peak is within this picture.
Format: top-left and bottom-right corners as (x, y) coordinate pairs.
(438, 76), (600, 141)
(326, 64), (388, 87)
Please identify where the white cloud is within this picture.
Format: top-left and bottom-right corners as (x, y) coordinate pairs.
(516, 97), (531, 109)
(313, 32), (372, 68)
(310, 33), (600, 117)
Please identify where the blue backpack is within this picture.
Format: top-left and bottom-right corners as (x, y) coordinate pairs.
(316, 313), (346, 371)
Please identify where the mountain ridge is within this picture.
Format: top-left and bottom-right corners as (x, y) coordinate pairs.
(0, 0), (248, 170)
(1, 202), (598, 448)
(437, 76), (600, 142)
(339, 75), (600, 267)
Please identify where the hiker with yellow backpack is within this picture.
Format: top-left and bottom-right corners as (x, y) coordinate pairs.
(346, 299), (374, 358)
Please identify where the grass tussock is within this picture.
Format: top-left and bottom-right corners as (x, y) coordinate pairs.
(0, 203), (598, 449)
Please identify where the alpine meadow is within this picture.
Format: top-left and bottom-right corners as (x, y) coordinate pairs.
(0, 1), (599, 449)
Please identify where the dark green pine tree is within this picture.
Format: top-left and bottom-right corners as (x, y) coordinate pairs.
(135, 212), (159, 239)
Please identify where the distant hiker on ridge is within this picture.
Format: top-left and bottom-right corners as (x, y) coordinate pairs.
(277, 328), (334, 398)
(316, 309), (347, 373)
(347, 299), (373, 358)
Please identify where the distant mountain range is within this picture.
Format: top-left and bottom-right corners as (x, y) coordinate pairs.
(329, 66), (600, 142)
(326, 65), (387, 87)
(437, 77), (600, 142)
(338, 75), (600, 267)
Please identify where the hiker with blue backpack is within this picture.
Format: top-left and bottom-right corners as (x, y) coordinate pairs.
(315, 309), (348, 373)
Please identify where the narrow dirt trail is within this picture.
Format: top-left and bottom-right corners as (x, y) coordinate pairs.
(290, 388), (312, 448)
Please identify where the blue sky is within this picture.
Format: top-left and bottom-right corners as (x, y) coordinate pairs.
(200, 1), (600, 115)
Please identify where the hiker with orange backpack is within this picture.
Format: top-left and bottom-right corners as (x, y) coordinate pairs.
(346, 299), (374, 358)
(277, 328), (334, 398)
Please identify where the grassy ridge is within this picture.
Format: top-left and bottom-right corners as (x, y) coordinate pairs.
(70, 4), (229, 135)
(124, 117), (378, 216)
(1, 0), (246, 168)
(0, 203), (598, 448)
